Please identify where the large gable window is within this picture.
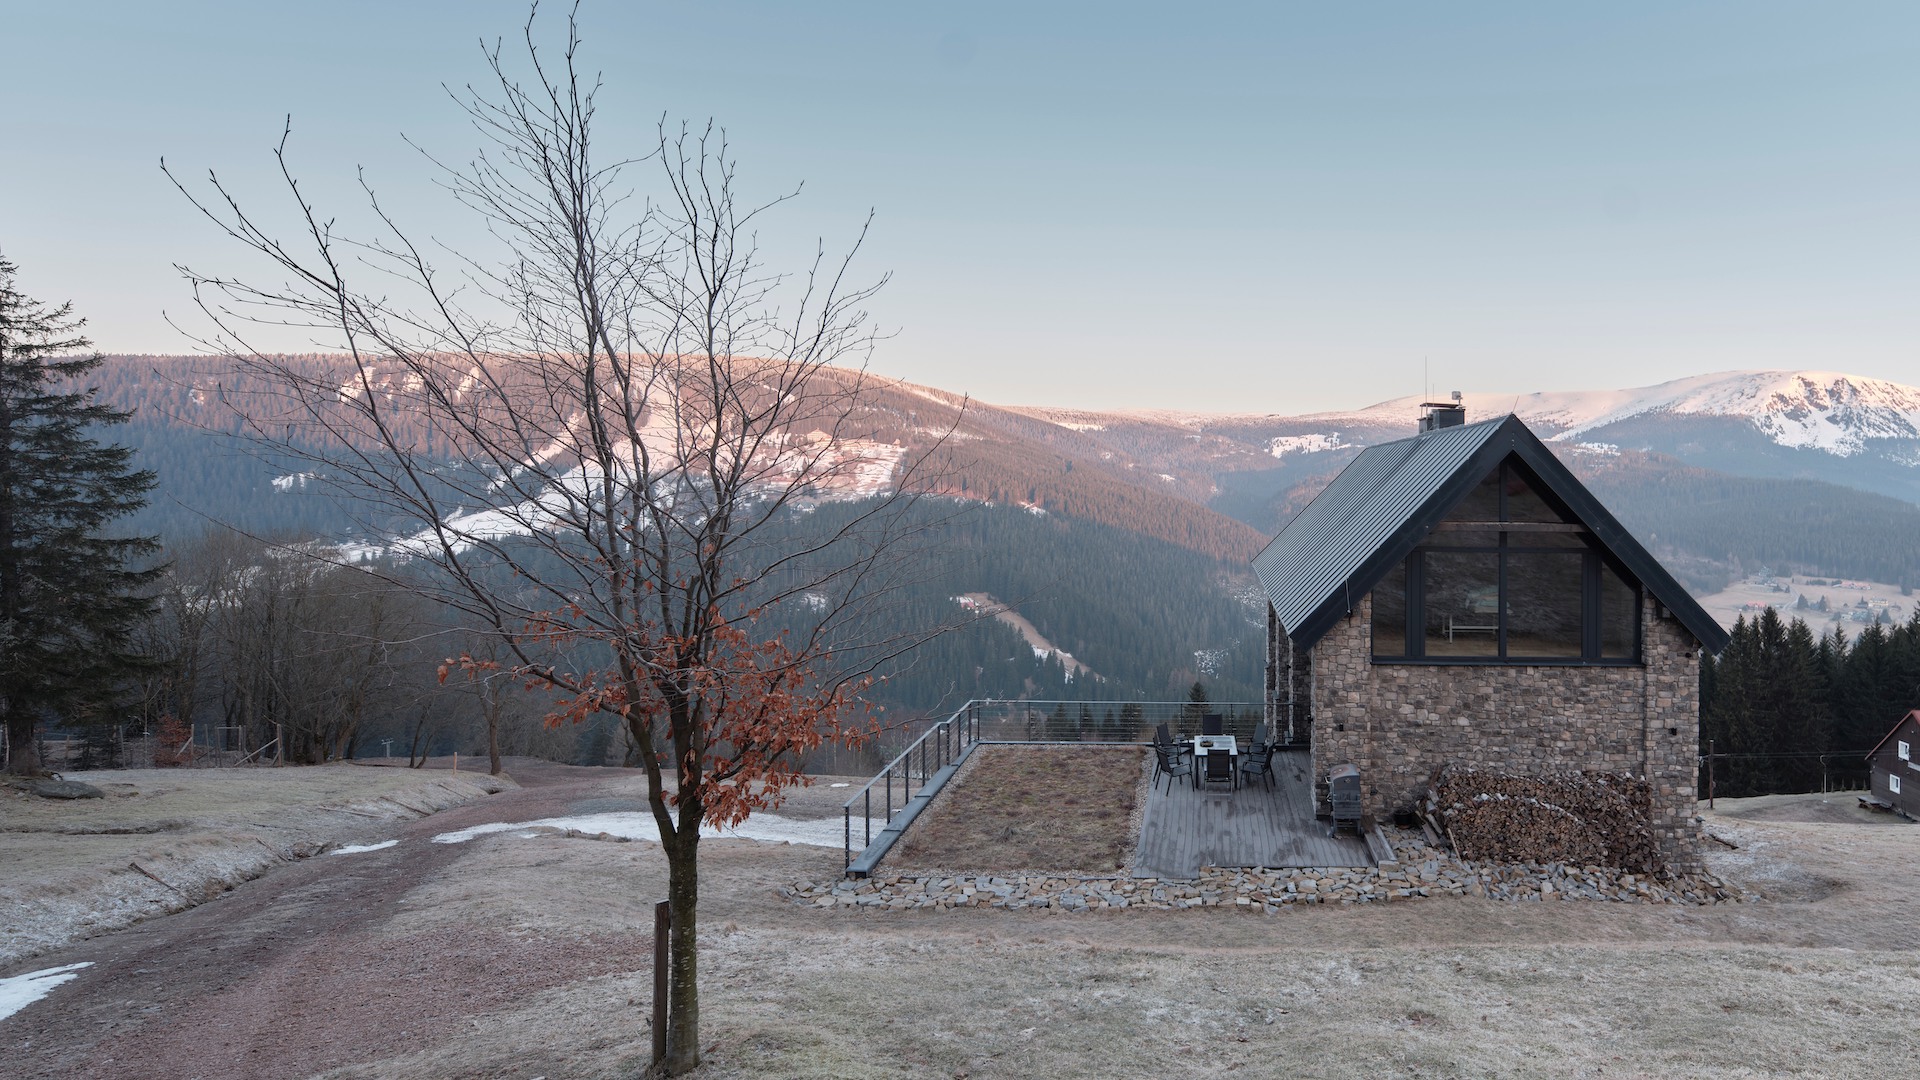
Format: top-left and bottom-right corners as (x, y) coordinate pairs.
(1372, 459), (1642, 664)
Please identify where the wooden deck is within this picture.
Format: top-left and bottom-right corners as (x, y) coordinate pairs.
(1132, 749), (1372, 878)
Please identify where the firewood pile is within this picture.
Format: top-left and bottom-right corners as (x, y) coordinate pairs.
(1423, 766), (1664, 874)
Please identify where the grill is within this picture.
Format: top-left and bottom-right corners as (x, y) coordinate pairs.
(1328, 763), (1363, 835)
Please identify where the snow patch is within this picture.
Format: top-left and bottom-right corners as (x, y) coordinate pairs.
(0, 963), (92, 1023)
(430, 811), (843, 848)
(271, 473), (315, 492)
(1193, 647), (1227, 677)
(1268, 432), (1347, 457)
(331, 840), (398, 855)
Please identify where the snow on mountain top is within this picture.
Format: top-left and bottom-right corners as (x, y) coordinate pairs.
(1310, 371), (1920, 458)
(997, 370), (1920, 458)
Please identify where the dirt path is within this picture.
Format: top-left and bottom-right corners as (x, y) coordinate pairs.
(0, 760), (647, 1080)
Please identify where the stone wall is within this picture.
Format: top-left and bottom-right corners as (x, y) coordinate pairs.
(1308, 593), (1703, 868)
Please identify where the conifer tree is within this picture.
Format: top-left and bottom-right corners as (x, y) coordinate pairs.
(0, 256), (159, 775)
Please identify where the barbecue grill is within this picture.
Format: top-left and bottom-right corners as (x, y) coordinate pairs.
(1328, 763), (1362, 835)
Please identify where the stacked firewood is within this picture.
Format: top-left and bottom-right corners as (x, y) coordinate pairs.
(1423, 766), (1663, 874)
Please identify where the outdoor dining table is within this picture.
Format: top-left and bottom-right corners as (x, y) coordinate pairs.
(1191, 735), (1238, 789)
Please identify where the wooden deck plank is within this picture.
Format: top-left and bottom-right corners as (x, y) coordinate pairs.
(1132, 751), (1372, 878)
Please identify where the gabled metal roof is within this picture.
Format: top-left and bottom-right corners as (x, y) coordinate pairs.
(1251, 414), (1731, 654)
(1864, 709), (1920, 762)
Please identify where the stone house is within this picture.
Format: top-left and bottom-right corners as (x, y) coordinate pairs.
(1252, 407), (1729, 865)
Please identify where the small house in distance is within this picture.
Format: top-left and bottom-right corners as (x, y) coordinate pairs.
(1252, 404), (1730, 865)
(1865, 710), (1920, 818)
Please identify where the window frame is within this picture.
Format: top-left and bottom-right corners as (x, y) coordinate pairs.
(1369, 460), (1644, 666)
(1901, 740), (1911, 762)
(1893, 773), (1904, 795)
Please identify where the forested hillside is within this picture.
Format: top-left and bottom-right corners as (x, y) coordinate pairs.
(1702, 608), (1920, 796)
(765, 501), (1265, 719)
(1572, 452), (1920, 591)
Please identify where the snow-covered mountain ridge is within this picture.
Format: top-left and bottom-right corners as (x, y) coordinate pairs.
(1318, 371), (1920, 459)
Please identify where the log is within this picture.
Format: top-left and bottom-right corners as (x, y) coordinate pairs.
(1425, 765), (1663, 874)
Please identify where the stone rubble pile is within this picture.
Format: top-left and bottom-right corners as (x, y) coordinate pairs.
(785, 828), (1748, 912)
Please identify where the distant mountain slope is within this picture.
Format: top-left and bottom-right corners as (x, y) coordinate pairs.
(90, 356), (1920, 600)
(90, 354), (1273, 564)
(1220, 370), (1920, 503)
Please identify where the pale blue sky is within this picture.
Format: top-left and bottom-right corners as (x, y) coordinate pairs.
(3, 2), (1916, 412)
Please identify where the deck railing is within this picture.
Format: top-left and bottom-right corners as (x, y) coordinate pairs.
(841, 699), (1270, 873)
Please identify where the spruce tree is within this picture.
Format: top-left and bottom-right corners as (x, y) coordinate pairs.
(0, 257), (158, 775)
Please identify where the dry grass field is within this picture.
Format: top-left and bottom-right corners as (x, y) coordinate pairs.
(889, 745), (1146, 874)
(8, 764), (1920, 1079)
(307, 789), (1920, 1080)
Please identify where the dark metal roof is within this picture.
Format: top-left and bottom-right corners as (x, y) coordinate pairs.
(1251, 414), (1731, 654)
(1865, 710), (1920, 762)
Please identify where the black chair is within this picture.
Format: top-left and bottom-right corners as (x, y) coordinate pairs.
(1154, 744), (1193, 793)
(1154, 722), (1192, 760)
(1200, 743), (1236, 789)
(1149, 731), (1176, 785)
(1201, 712), (1224, 737)
(1239, 743), (1276, 791)
(1251, 722), (1269, 751)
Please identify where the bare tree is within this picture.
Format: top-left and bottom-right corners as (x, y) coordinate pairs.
(166, 8), (956, 1073)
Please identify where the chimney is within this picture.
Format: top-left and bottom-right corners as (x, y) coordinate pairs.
(1419, 390), (1466, 433)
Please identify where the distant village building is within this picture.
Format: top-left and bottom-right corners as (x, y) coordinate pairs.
(1252, 407), (1729, 865)
(1866, 710), (1920, 818)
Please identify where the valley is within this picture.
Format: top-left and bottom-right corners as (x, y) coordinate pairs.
(81, 357), (1920, 727)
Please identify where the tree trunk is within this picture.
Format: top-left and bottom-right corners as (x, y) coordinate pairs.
(4, 704), (42, 775)
(662, 831), (701, 1075)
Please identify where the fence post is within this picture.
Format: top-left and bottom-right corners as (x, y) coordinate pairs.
(1707, 739), (1715, 809)
(652, 899), (671, 1066)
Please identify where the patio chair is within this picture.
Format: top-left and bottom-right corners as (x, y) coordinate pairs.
(1201, 744), (1235, 789)
(1149, 732), (1174, 784)
(1153, 722), (1192, 759)
(1251, 722), (1269, 751)
(1200, 712), (1224, 737)
(1239, 743), (1276, 791)
(1154, 744), (1193, 793)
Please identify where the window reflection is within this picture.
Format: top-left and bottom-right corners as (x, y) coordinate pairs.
(1448, 470), (1501, 521)
(1601, 562), (1638, 658)
(1366, 456), (1643, 663)
(1422, 553), (1500, 657)
(1371, 561), (1406, 657)
(1504, 467), (1563, 522)
(1505, 553), (1583, 657)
